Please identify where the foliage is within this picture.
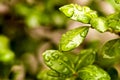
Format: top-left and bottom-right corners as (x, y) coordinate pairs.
(42, 3), (120, 80)
(0, 0), (120, 80)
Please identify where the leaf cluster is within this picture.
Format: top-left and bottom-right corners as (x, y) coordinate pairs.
(42, 4), (120, 80)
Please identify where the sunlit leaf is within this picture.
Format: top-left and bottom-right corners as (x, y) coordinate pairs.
(42, 50), (75, 75)
(59, 4), (98, 23)
(90, 17), (108, 32)
(59, 27), (89, 51)
(107, 12), (120, 33)
(78, 65), (111, 80)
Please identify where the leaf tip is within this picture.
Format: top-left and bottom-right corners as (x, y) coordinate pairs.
(59, 4), (74, 17)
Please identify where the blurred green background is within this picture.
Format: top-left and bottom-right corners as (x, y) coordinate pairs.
(0, 0), (119, 80)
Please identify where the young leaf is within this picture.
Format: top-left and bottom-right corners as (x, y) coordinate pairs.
(75, 49), (96, 70)
(59, 27), (89, 51)
(90, 17), (108, 32)
(78, 65), (111, 80)
(42, 50), (75, 75)
(97, 38), (120, 67)
(107, 12), (120, 34)
(59, 4), (98, 23)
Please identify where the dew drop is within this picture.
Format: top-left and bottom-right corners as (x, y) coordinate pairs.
(47, 61), (53, 66)
(52, 53), (59, 59)
(63, 68), (69, 74)
(44, 56), (50, 62)
(80, 29), (88, 37)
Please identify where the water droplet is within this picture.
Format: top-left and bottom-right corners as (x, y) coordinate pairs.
(44, 56), (50, 62)
(80, 29), (88, 37)
(62, 68), (69, 74)
(52, 53), (59, 59)
(47, 61), (53, 66)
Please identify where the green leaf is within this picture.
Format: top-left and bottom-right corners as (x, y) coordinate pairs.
(97, 38), (120, 67)
(106, 0), (120, 11)
(42, 50), (75, 75)
(59, 4), (98, 23)
(75, 49), (96, 70)
(78, 65), (111, 80)
(59, 27), (89, 51)
(90, 17), (108, 32)
(59, 4), (74, 18)
(37, 69), (63, 80)
(107, 12), (120, 33)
